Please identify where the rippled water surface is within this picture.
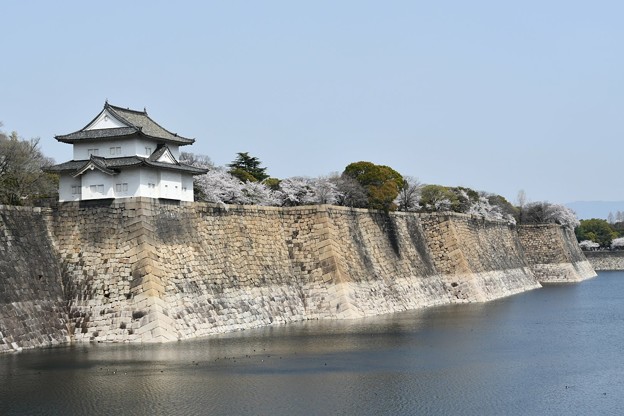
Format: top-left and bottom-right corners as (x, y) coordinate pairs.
(1, 271), (624, 415)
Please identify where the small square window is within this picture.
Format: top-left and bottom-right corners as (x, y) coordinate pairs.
(122, 183), (128, 192)
(98, 185), (104, 193)
(116, 184), (122, 192)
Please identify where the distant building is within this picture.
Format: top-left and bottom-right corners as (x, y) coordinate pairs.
(47, 102), (207, 202)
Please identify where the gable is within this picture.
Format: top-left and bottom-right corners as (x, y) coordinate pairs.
(149, 145), (179, 164)
(85, 109), (128, 130)
(156, 149), (177, 164)
(73, 159), (117, 178)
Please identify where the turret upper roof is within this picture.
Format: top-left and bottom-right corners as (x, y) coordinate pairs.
(55, 102), (195, 146)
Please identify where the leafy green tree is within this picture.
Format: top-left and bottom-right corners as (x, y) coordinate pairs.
(575, 218), (617, 247)
(227, 152), (269, 182)
(448, 186), (480, 212)
(229, 167), (258, 183)
(0, 127), (57, 205)
(611, 221), (624, 237)
(342, 161), (404, 211)
(419, 185), (458, 212)
(263, 177), (281, 191)
(486, 194), (518, 220)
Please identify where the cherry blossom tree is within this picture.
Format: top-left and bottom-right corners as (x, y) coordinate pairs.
(579, 240), (600, 250)
(310, 177), (340, 205)
(180, 152), (213, 169)
(278, 176), (341, 206)
(194, 167), (246, 204)
(468, 194), (516, 224)
(546, 203), (580, 229)
(611, 237), (624, 249)
(241, 181), (281, 206)
(330, 174), (368, 208)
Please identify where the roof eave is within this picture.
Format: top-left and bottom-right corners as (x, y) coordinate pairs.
(55, 130), (141, 143)
(137, 131), (195, 146)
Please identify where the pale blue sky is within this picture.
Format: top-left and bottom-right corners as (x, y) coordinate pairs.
(1, 1), (622, 204)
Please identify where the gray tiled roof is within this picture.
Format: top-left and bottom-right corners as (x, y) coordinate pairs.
(46, 155), (208, 175)
(80, 157), (117, 175)
(55, 103), (195, 145)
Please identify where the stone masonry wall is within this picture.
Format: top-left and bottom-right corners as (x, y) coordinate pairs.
(583, 251), (624, 271)
(0, 206), (70, 352)
(517, 225), (596, 282)
(419, 213), (539, 301)
(0, 199), (596, 351)
(48, 200), (545, 343)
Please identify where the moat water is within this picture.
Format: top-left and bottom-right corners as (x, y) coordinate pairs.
(1, 271), (623, 415)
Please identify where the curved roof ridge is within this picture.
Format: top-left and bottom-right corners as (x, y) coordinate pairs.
(104, 103), (142, 132)
(105, 102), (147, 116)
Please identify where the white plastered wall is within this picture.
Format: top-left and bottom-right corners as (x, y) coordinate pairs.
(159, 170), (182, 200)
(111, 168), (140, 199)
(58, 174), (82, 202)
(73, 138), (137, 160)
(181, 174), (194, 202)
(139, 168), (160, 199)
(80, 170), (115, 200)
(72, 138), (181, 160)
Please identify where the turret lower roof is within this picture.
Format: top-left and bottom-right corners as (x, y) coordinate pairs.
(46, 156), (208, 176)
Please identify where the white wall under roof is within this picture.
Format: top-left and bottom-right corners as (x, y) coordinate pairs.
(159, 170), (181, 200)
(73, 138), (180, 160)
(58, 175), (81, 202)
(58, 167), (195, 202)
(81, 170), (115, 200)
